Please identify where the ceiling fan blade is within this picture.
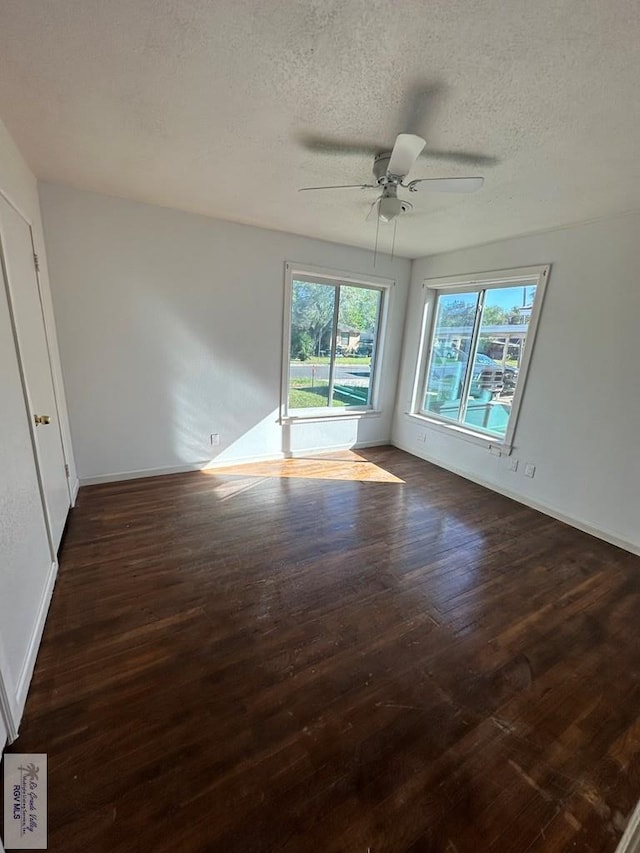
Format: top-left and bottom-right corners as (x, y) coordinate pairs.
(422, 149), (498, 166)
(298, 184), (377, 192)
(406, 176), (484, 194)
(387, 133), (426, 177)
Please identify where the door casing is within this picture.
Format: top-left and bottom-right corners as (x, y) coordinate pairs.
(0, 187), (70, 741)
(0, 191), (72, 547)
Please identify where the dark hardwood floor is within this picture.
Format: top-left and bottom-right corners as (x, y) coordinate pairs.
(5, 446), (640, 852)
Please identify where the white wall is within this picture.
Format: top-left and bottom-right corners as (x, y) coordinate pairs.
(393, 214), (640, 554)
(39, 183), (410, 482)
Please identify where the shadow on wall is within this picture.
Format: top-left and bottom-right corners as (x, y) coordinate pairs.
(102, 276), (279, 475)
(134, 283), (378, 476)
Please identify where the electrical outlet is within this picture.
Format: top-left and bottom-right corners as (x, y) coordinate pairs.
(210, 433), (220, 447)
(524, 462), (536, 478)
(417, 431), (426, 443)
(508, 458), (519, 472)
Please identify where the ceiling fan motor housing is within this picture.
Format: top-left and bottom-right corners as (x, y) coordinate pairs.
(373, 153), (393, 184)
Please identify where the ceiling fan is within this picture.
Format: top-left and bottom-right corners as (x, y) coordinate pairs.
(299, 133), (484, 225)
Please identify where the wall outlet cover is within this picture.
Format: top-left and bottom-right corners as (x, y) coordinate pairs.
(524, 463), (536, 478)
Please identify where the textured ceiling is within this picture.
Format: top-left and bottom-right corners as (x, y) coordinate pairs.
(1, 0), (639, 258)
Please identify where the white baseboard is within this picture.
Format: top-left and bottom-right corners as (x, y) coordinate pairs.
(617, 798), (640, 853)
(203, 452), (286, 469)
(0, 633), (18, 742)
(70, 476), (80, 506)
(346, 439), (390, 450)
(393, 440), (640, 557)
(80, 460), (213, 485)
(79, 441), (391, 486)
(80, 454), (288, 485)
(14, 559), (58, 725)
(286, 439), (386, 458)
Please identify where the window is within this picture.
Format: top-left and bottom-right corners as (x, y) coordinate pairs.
(283, 264), (391, 417)
(414, 265), (549, 446)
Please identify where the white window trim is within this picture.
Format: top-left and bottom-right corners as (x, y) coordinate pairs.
(410, 264), (550, 450)
(281, 262), (394, 423)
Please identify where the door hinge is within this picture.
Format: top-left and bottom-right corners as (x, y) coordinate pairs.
(33, 252), (40, 272)
(64, 463), (70, 477)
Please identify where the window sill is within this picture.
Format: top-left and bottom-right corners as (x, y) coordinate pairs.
(405, 412), (513, 455)
(281, 409), (382, 425)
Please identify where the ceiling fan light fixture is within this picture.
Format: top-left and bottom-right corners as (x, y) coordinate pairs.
(378, 195), (405, 223)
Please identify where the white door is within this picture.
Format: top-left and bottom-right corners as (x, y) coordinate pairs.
(0, 631), (15, 746)
(0, 196), (70, 549)
(0, 687), (7, 749)
(0, 235), (53, 732)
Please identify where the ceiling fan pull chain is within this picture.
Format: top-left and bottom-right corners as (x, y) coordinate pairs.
(391, 217), (398, 262)
(373, 207), (380, 268)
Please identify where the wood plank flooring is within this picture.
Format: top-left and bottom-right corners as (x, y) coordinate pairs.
(4, 446), (640, 852)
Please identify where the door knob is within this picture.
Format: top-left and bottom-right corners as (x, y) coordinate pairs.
(34, 414), (51, 425)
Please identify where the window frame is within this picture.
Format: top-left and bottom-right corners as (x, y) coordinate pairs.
(410, 264), (550, 451)
(281, 262), (394, 422)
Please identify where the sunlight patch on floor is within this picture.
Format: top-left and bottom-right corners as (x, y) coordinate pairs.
(201, 450), (404, 484)
(208, 477), (266, 501)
